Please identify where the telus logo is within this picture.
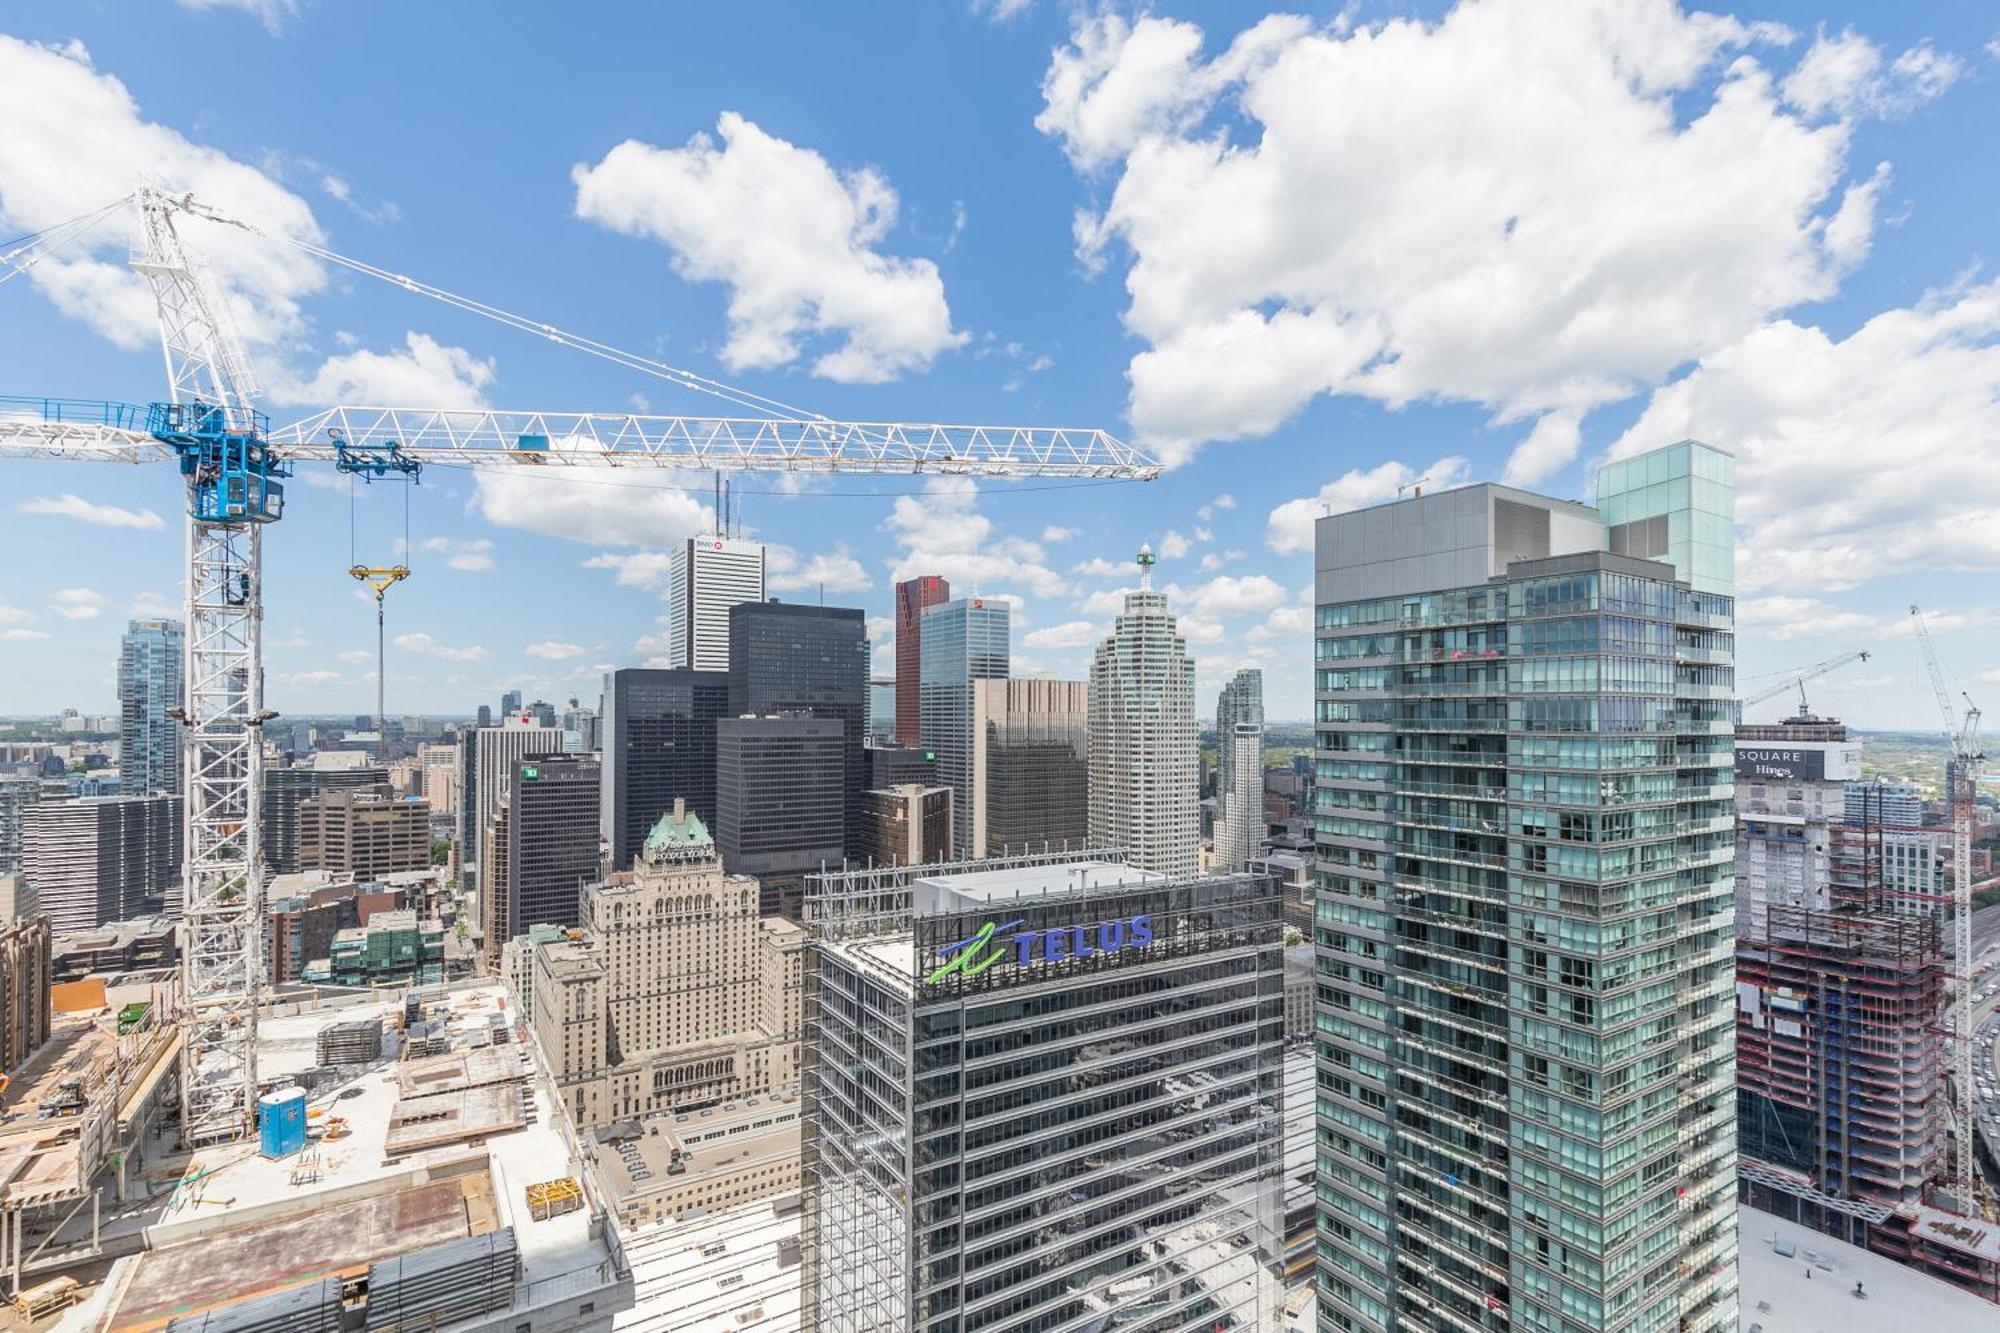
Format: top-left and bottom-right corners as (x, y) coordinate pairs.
(925, 915), (1153, 985)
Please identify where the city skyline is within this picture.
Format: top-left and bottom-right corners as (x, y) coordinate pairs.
(0, 3), (1995, 730)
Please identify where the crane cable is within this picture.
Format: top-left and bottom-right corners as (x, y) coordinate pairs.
(0, 196), (131, 286)
(176, 199), (827, 425)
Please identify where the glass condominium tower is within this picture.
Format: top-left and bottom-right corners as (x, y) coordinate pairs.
(1312, 441), (1738, 1333)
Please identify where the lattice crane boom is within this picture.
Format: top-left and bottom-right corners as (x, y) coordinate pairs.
(1739, 648), (1871, 713)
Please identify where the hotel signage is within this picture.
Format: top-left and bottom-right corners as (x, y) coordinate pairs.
(925, 914), (1153, 985)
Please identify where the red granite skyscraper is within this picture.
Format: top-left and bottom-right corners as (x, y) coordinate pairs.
(893, 575), (950, 745)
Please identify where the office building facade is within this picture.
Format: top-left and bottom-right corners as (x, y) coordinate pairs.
(667, 535), (766, 671)
(22, 795), (182, 933)
(1311, 441), (1740, 1333)
(972, 677), (1089, 857)
(530, 800), (802, 1128)
(0, 774), (40, 876)
(804, 853), (1286, 1330)
(599, 666), (730, 872)
(298, 790), (432, 880)
(893, 573), (950, 745)
(480, 754), (599, 965)
(0, 916), (52, 1073)
(716, 714), (846, 916)
(1734, 719), (1860, 937)
(920, 596), (1010, 859)
(118, 617), (183, 796)
(728, 601), (868, 855)
(261, 756), (389, 876)
(1087, 549), (1198, 877)
(1215, 666), (1264, 804)
(461, 720), (564, 889)
(860, 784), (953, 867)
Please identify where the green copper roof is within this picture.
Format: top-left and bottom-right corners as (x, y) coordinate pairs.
(642, 804), (713, 861)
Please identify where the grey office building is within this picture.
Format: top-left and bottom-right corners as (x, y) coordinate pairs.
(974, 677), (1089, 857)
(728, 602), (869, 857)
(22, 795), (182, 933)
(1311, 440), (1739, 1333)
(118, 618), (183, 797)
(599, 667), (730, 872)
(803, 852), (1287, 1330)
(919, 597), (1010, 859)
(717, 714), (846, 916)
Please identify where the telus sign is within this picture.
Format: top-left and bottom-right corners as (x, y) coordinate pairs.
(925, 914), (1153, 985)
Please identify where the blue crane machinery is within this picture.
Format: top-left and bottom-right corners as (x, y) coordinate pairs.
(0, 187), (1159, 1147)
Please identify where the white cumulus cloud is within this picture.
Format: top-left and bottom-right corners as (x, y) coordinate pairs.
(17, 493), (164, 530)
(525, 641), (586, 660)
(573, 112), (965, 383)
(1024, 620), (1102, 650)
(768, 545), (873, 595)
(881, 478), (1067, 598)
(1038, 3), (1899, 468)
(419, 536), (496, 573)
(393, 631), (487, 662)
(49, 587), (107, 620)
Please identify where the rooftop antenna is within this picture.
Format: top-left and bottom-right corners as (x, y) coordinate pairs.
(713, 472), (722, 538)
(1136, 541), (1156, 591)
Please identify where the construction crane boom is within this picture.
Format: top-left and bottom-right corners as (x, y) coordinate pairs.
(0, 188), (1154, 1148)
(1911, 604), (1984, 1216)
(1739, 648), (1871, 713)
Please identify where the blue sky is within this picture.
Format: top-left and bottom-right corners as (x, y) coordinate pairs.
(1, 0), (1996, 727)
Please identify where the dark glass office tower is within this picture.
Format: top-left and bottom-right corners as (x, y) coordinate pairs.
(489, 754), (600, 955)
(716, 714), (847, 916)
(599, 667), (730, 872)
(803, 852), (1287, 1330)
(728, 601), (868, 856)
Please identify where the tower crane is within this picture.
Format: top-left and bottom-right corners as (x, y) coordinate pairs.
(1738, 648), (1872, 718)
(0, 188), (1159, 1146)
(1910, 605), (1984, 1215)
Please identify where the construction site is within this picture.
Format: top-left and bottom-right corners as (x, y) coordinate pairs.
(1733, 643), (2000, 1304)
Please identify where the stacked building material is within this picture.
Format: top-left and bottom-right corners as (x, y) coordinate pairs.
(163, 1277), (342, 1333)
(364, 1228), (518, 1330)
(315, 1016), (384, 1066)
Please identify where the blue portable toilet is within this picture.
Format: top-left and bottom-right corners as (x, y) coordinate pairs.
(258, 1087), (308, 1158)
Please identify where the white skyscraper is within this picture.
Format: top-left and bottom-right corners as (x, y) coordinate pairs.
(1217, 722), (1264, 871)
(666, 535), (765, 671)
(464, 719), (564, 889)
(1087, 546), (1198, 877)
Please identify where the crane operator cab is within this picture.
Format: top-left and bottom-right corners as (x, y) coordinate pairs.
(149, 399), (287, 524)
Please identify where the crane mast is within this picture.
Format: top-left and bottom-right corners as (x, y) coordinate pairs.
(1911, 605), (1982, 1215)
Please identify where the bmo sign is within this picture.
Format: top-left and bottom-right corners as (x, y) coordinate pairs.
(1734, 741), (1861, 782)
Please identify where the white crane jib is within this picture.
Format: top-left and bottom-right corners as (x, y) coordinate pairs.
(0, 189), (1156, 1148)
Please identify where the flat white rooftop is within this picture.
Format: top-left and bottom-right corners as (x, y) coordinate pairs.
(912, 859), (1162, 915)
(618, 1194), (802, 1333)
(1737, 1204), (1994, 1332)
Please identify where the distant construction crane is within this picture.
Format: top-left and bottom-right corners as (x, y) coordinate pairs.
(0, 187), (1160, 1147)
(1738, 648), (1871, 718)
(1910, 605), (1984, 1215)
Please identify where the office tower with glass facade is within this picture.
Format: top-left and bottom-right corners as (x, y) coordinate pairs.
(668, 535), (767, 671)
(729, 601), (869, 857)
(894, 574), (951, 745)
(481, 753), (599, 966)
(972, 677), (1089, 857)
(1218, 722), (1265, 871)
(1216, 667), (1264, 800)
(803, 851), (1286, 1331)
(920, 597), (1010, 860)
(716, 714), (847, 916)
(599, 666), (731, 872)
(501, 689), (523, 719)
(1088, 547), (1198, 877)
(860, 784), (953, 867)
(261, 755), (389, 876)
(118, 617), (183, 797)
(461, 720), (564, 889)
(1311, 440), (1739, 1333)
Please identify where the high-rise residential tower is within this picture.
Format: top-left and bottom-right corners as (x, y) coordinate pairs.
(668, 535), (766, 671)
(893, 574), (950, 744)
(1087, 548), (1197, 877)
(1311, 440), (1740, 1333)
(728, 601), (868, 855)
(599, 666), (730, 872)
(919, 597), (1009, 859)
(971, 677), (1089, 857)
(118, 618), (183, 796)
(1215, 666), (1263, 801)
(22, 795), (182, 932)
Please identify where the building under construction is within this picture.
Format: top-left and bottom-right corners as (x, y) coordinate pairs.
(1734, 716), (2000, 1302)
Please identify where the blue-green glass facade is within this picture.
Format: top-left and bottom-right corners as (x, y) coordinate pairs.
(1312, 445), (1738, 1333)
